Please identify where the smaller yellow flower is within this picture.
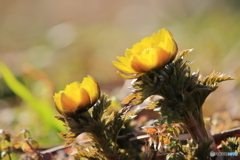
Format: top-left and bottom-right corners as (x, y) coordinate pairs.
(112, 29), (178, 79)
(53, 75), (100, 116)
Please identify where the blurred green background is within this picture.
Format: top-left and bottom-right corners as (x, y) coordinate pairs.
(0, 0), (240, 147)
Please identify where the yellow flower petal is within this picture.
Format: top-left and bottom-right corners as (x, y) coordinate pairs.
(117, 71), (145, 79)
(81, 76), (100, 104)
(125, 49), (135, 58)
(60, 92), (79, 113)
(157, 29), (176, 54)
(113, 28), (178, 79)
(112, 61), (137, 74)
(53, 92), (63, 114)
(131, 56), (152, 72)
(116, 56), (131, 67)
(65, 82), (81, 94)
(154, 47), (171, 68)
(53, 76), (100, 116)
(77, 88), (91, 110)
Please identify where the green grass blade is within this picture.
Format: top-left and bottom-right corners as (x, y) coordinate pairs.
(0, 62), (64, 131)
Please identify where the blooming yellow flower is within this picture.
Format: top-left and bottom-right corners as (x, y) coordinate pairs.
(53, 75), (100, 116)
(112, 29), (178, 79)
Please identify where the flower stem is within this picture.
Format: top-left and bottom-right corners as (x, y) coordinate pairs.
(184, 111), (205, 141)
(92, 133), (120, 160)
(183, 110), (218, 158)
(105, 154), (120, 160)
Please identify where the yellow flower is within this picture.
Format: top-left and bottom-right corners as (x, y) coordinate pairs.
(112, 29), (178, 79)
(53, 75), (100, 116)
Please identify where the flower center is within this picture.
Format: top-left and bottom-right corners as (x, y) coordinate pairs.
(141, 48), (154, 55)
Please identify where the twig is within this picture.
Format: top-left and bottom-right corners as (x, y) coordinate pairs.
(40, 128), (240, 154)
(212, 127), (240, 145)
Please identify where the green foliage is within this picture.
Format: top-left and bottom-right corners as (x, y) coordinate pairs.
(125, 49), (233, 144)
(73, 145), (106, 160)
(0, 62), (64, 145)
(118, 49), (235, 159)
(0, 130), (13, 160)
(0, 129), (44, 160)
(181, 139), (213, 160)
(128, 49), (233, 122)
(221, 137), (240, 153)
(57, 94), (131, 160)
